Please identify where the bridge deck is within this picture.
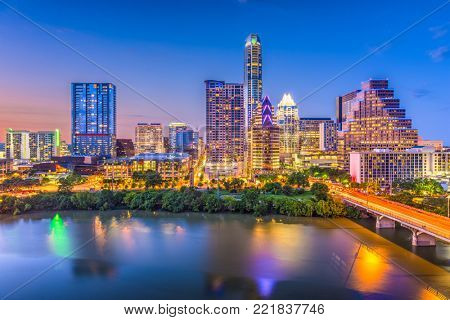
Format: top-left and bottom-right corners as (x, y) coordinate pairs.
(332, 188), (450, 242)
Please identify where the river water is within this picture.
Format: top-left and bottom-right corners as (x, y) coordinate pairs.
(0, 211), (448, 299)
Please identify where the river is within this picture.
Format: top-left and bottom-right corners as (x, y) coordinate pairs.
(0, 211), (448, 299)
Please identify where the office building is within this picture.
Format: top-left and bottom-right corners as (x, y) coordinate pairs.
(205, 80), (245, 178)
(168, 122), (187, 152)
(244, 34), (263, 128)
(350, 147), (449, 189)
(135, 123), (164, 154)
(116, 139), (135, 158)
(249, 96), (280, 176)
(71, 83), (116, 157)
(319, 121), (338, 151)
(336, 90), (360, 130)
(299, 118), (334, 152)
(175, 128), (199, 159)
(277, 93), (300, 156)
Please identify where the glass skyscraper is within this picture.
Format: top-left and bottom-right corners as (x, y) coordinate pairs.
(71, 83), (116, 157)
(244, 34), (262, 129)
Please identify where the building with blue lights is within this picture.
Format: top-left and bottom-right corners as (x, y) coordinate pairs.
(71, 83), (116, 157)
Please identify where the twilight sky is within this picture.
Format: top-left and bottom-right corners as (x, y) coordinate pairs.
(0, 0), (449, 144)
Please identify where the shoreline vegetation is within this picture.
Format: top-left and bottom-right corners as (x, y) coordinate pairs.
(0, 182), (360, 218)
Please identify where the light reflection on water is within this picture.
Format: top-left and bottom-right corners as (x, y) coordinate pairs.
(0, 211), (448, 300)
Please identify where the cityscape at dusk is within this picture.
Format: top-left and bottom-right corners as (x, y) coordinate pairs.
(0, 0), (449, 310)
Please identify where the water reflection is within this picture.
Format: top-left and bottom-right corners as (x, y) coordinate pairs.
(72, 258), (116, 278)
(0, 212), (447, 300)
(48, 213), (71, 257)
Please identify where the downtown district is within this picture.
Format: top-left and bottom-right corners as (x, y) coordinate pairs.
(1, 33), (449, 193)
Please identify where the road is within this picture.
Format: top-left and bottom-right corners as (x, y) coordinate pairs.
(328, 184), (450, 241)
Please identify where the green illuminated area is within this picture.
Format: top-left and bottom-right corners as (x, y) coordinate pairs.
(49, 213), (71, 257)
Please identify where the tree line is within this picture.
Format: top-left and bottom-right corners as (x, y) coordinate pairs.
(0, 183), (360, 218)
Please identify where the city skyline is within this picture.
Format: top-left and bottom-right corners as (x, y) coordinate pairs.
(0, 1), (449, 144)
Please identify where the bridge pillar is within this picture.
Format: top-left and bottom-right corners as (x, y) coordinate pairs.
(412, 231), (436, 247)
(375, 215), (395, 229)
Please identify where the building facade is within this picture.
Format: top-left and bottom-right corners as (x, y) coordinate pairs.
(340, 80), (418, 170)
(205, 80), (245, 178)
(71, 83), (116, 157)
(6, 129), (60, 161)
(277, 93), (300, 156)
(168, 122), (188, 152)
(135, 123), (164, 154)
(249, 96), (280, 176)
(299, 118), (334, 153)
(175, 128), (199, 159)
(244, 34), (262, 129)
(104, 153), (192, 181)
(336, 90), (360, 130)
(349, 147), (449, 188)
(116, 139), (135, 158)
(319, 121), (338, 151)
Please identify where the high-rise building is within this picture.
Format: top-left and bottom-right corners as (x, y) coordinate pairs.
(6, 130), (30, 160)
(336, 90), (360, 130)
(71, 83), (116, 157)
(6, 129), (60, 161)
(116, 139), (135, 158)
(277, 93), (300, 156)
(319, 121), (338, 151)
(205, 80), (245, 178)
(244, 34), (262, 128)
(175, 128), (199, 157)
(135, 123), (164, 154)
(299, 118), (334, 152)
(340, 79), (418, 169)
(168, 122), (188, 152)
(249, 96), (280, 176)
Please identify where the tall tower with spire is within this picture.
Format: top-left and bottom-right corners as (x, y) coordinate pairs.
(249, 96), (280, 176)
(277, 93), (300, 157)
(244, 34), (262, 129)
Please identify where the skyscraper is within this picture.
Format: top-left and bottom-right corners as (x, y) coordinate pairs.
(340, 79), (418, 169)
(168, 122), (188, 152)
(249, 96), (280, 176)
(135, 123), (164, 154)
(205, 80), (245, 178)
(277, 93), (300, 156)
(244, 34), (262, 129)
(71, 83), (116, 157)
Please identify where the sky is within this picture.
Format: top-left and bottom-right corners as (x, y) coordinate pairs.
(0, 0), (449, 144)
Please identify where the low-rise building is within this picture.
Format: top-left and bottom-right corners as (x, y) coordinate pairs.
(0, 159), (13, 176)
(350, 147), (450, 188)
(104, 153), (192, 181)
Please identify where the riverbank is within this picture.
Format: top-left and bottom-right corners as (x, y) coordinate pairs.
(0, 187), (360, 218)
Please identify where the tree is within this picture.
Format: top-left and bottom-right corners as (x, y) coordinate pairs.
(58, 174), (82, 193)
(287, 171), (309, 188)
(205, 194), (224, 213)
(311, 182), (329, 201)
(144, 170), (163, 189)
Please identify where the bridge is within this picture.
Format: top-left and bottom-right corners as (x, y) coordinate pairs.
(329, 186), (450, 247)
